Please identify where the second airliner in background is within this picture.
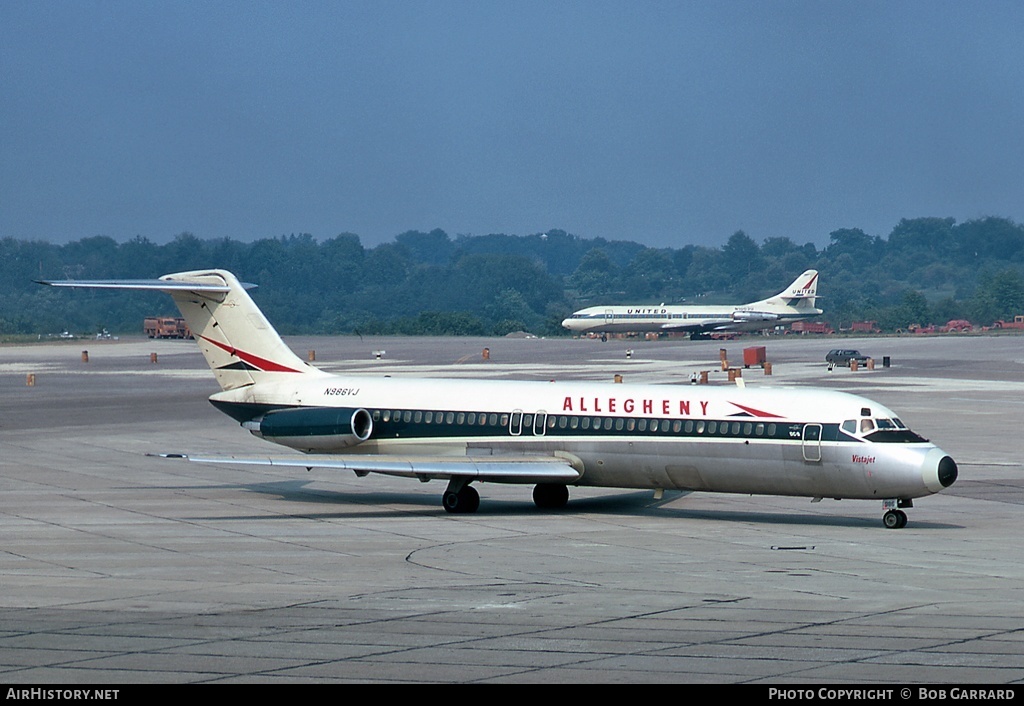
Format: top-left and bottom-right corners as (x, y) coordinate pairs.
(562, 270), (822, 339)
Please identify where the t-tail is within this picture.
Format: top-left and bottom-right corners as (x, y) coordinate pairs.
(38, 269), (323, 391)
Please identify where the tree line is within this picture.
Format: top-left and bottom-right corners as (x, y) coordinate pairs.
(2, 217), (1023, 337)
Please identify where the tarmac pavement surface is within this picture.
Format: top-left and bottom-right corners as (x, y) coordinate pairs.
(1, 333), (1022, 684)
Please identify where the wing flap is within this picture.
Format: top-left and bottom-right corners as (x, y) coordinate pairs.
(153, 453), (582, 484)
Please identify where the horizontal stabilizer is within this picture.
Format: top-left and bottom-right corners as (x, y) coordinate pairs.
(37, 278), (254, 292)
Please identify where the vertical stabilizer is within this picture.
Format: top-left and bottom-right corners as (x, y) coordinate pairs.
(39, 269), (322, 391)
(756, 270), (820, 309)
(160, 270), (317, 390)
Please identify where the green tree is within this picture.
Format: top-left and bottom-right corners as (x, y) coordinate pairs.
(567, 248), (618, 298)
(721, 230), (762, 276)
(968, 269), (1024, 324)
(622, 248), (676, 299)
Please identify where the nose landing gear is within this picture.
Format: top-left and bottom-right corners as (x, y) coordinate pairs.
(882, 499), (912, 529)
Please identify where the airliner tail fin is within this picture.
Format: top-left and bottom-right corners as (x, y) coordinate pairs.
(39, 269), (321, 391)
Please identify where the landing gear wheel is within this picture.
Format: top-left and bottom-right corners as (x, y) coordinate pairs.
(533, 483), (569, 509)
(883, 509), (908, 529)
(442, 485), (480, 514)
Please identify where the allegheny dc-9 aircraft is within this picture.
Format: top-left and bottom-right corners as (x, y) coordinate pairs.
(41, 269), (957, 528)
(562, 270), (823, 339)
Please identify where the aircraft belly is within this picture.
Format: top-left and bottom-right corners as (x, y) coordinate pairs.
(564, 439), (892, 499)
(297, 435), (937, 501)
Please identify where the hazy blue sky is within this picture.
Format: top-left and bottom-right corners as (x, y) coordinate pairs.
(2, 1), (1022, 249)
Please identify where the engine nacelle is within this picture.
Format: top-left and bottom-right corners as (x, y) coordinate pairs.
(731, 310), (780, 322)
(243, 407), (373, 451)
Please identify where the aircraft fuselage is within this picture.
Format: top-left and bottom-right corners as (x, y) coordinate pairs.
(210, 374), (955, 503)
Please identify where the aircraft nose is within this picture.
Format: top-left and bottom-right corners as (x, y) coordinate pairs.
(920, 448), (958, 493)
(937, 455), (958, 488)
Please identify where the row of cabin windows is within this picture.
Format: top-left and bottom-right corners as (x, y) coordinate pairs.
(602, 313), (725, 320)
(545, 416), (778, 436)
(375, 409), (508, 427)
(371, 408), (778, 438)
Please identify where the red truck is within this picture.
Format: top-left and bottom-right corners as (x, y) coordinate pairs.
(144, 317), (192, 339)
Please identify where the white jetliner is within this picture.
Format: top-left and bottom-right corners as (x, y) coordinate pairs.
(562, 270), (823, 339)
(41, 269), (956, 528)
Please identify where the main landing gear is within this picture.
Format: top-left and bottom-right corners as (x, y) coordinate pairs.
(442, 479), (480, 514)
(882, 499), (912, 529)
(441, 480), (571, 514)
(533, 483), (570, 509)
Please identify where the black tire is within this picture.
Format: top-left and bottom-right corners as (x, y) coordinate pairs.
(533, 483), (569, 509)
(443, 486), (480, 514)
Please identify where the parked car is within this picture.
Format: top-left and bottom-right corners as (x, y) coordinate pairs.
(826, 349), (871, 365)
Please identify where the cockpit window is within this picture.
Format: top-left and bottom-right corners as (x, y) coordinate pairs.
(865, 428), (928, 443)
(845, 416), (924, 442)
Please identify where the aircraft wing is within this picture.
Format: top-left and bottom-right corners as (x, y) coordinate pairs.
(660, 311), (779, 332)
(153, 453), (583, 484)
(660, 319), (732, 332)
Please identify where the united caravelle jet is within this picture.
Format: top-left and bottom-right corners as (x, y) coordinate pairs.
(562, 270), (823, 339)
(41, 269), (955, 528)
